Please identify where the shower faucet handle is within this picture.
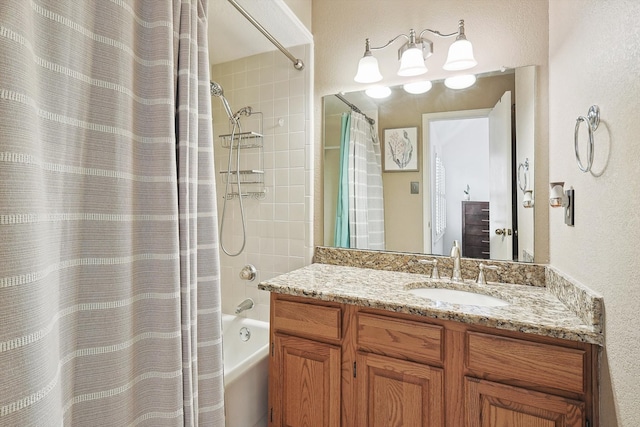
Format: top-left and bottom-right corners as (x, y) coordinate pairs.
(239, 264), (257, 281)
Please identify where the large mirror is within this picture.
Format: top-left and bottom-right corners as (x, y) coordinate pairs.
(323, 67), (536, 262)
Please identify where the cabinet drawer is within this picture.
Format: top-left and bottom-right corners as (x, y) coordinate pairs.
(463, 214), (490, 226)
(273, 299), (342, 341)
(466, 332), (586, 394)
(464, 224), (490, 237)
(357, 313), (443, 365)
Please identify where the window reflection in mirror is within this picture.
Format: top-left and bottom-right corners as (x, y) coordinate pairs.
(323, 66), (536, 262)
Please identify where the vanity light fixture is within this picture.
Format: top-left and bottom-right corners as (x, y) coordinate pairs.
(364, 85), (392, 99)
(354, 19), (477, 84)
(444, 74), (477, 90)
(403, 80), (433, 94)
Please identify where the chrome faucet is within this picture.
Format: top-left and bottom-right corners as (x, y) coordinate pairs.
(450, 240), (462, 282)
(235, 298), (254, 314)
(476, 263), (500, 285)
(418, 259), (440, 279)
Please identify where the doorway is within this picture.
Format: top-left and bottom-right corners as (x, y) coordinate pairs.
(422, 92), (514, 260)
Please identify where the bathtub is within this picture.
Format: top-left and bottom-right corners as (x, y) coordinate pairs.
(222, 314), (270, 427)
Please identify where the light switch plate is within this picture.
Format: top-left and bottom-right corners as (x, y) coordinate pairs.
(564, 189), (574, 226)
(410, 181), (419, 194)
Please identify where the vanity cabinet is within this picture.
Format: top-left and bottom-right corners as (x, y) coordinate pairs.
(356, 352), (444, 426)
(269, 297), (343, 427)
(465, 378), (584, 427)
(268, 294), (598, 427)
(355, 313), (445, 426)
(272, 334), (341, 427)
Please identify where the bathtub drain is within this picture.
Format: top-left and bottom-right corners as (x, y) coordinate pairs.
(239, 327), (251, 342)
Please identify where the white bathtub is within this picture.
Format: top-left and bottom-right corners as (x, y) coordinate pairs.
(222, 314), (270, 427)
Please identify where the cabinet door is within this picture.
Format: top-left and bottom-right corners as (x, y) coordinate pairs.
(465, 377), (585, 427)
(356, 352), (444, 427)
(271, 333), (341, 427)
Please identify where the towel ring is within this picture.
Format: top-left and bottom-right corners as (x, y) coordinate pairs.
(517, 158), (529, 192)
(574, 105), (600, 173)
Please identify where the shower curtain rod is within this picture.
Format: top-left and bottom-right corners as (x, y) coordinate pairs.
(227, 0), (304, 71)
(335, 93), (375, 125)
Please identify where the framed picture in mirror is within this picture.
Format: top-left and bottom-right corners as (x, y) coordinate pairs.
(383, 127), (419, 172)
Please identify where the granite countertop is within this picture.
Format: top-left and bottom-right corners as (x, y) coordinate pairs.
(259, 263), (603, 345)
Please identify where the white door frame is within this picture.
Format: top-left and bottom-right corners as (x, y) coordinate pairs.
(421, 109), (492, 254)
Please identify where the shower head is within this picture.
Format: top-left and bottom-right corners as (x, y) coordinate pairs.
(210, 81), (224, 97)
(210, 81), (235, 121)
(233, 106), (253, 119)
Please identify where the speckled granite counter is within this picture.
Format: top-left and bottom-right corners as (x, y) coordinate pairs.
(259, 262), (604, 346)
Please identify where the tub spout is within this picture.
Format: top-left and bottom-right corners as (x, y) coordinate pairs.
(235, 298), (254, 314)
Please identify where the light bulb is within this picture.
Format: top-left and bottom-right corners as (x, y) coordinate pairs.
(444, 74), (476, 90)
(403, 80), (433, 94)
(354, 54), (383, 83)
(398, 46), (427, 77)
(365, 86), (391, 99)
(443, 38), (477, 71)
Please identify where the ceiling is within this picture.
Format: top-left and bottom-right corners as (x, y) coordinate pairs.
(208, 0), (312, 65)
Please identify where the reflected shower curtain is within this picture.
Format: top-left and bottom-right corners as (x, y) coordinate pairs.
(347, 112), (385, 250)
(334, 113), (350, 247)
(0, 1), (224, 426)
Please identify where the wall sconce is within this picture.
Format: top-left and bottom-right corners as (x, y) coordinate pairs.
(353, 19), (477, 84)
(549, 182), (574, 226)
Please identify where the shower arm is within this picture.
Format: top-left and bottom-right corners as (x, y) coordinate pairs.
(227, 0), (304, 71)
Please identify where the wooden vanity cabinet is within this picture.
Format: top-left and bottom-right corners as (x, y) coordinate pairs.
(269, 295), (344, 427)
(272, 334), (341, 427)
(465, 378), (585, 427)
(268, 294), (598, 427)
(355, 312), (445, 426)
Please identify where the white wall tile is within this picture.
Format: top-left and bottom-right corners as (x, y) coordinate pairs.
(211, 44), (313, 323)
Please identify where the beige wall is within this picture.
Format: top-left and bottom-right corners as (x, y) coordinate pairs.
(549, 1), (640, 424)
(312, 0), (550, 262)
(313, 1), (640, 423)
(379, 74), (515, 253)
(283, 0), (312, 31)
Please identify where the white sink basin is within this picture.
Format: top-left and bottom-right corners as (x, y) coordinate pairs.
(407, 288), (509, 307)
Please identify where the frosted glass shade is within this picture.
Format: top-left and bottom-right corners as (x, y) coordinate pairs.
(354, 55), (383, 83)
(443, 39), (477, 71)
(444, 74), (477, 89)
(403, 80), (432, 94)
(365, 86), (391, 99)
(397, 46), (427, 76)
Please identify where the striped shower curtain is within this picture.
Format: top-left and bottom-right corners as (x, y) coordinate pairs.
(333, 113), (350, 248)
(0, 1), (224, 426)
(348, 111), (385, 250)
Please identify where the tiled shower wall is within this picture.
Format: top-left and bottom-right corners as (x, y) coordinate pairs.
(211, 44), (313, 322)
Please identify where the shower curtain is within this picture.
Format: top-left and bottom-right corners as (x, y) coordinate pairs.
(336, 111), (385, 250)
(334, 113), (350, 247)
(0, 1), (224, 426)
